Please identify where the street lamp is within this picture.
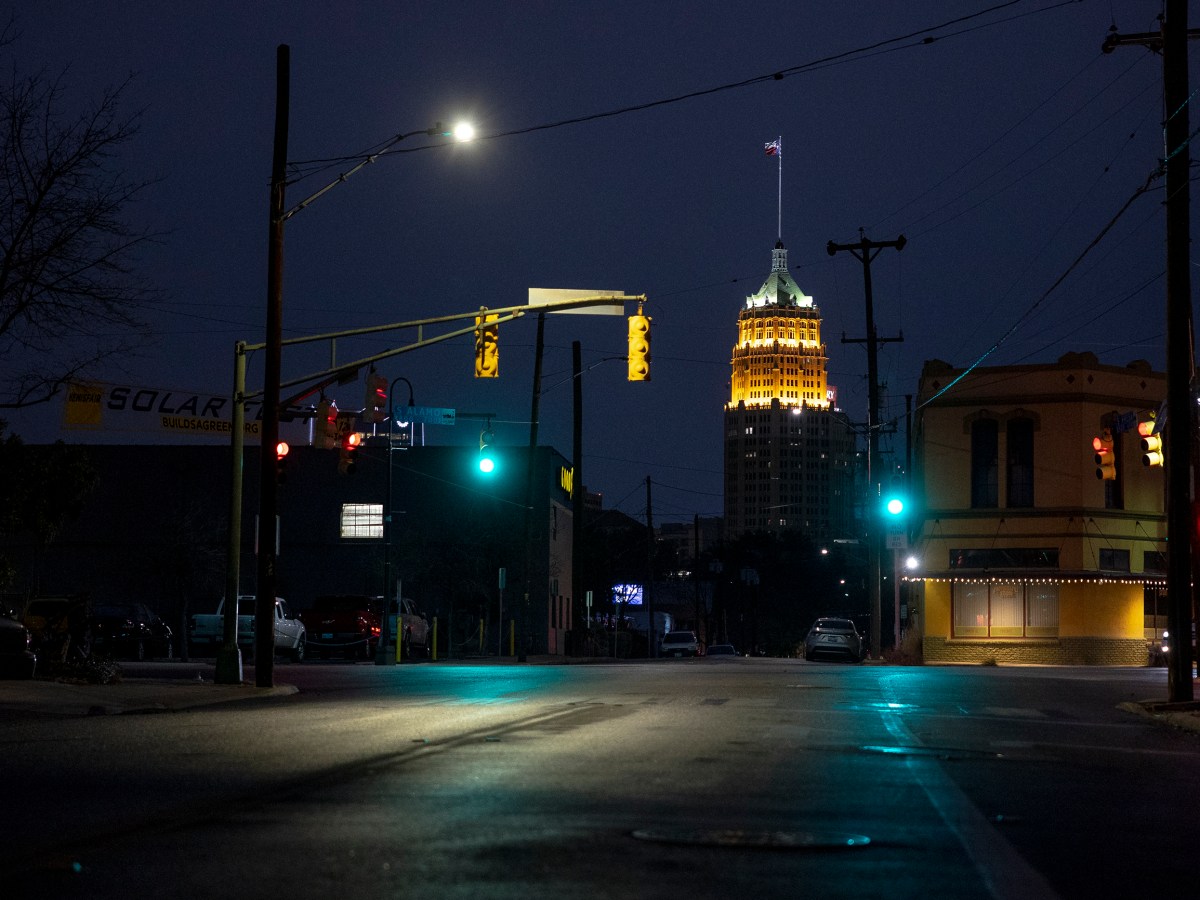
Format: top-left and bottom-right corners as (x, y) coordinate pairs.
(226, 42), (475, 687)
(379, 376), (415, 665)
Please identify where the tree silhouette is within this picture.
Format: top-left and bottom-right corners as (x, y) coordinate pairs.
(0, 17), (160, 408)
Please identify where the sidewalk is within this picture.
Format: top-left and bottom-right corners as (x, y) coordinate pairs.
(0, 674), (296, 717)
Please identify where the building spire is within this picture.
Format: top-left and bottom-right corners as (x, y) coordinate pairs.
(746, 238), (812, 309)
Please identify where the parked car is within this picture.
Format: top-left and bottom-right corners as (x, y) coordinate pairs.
(660, 630), (699, 658)
(300, 595), (380, 660)
(706, 643), (739, 657)
(90, 603), (174, 660)
(803, 617), (864, 662)
(0, 613), (37, 679)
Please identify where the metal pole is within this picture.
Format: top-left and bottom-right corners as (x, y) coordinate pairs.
(216, 342), (247, 684)
(572, 341), (584, 644)
(379, 376), (414, 665)
(519, 311), (546, 662)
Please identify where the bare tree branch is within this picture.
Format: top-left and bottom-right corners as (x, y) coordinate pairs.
(0, 54), (162, 409)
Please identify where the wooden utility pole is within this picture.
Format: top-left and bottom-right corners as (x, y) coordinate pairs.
(254, 44), (289, 689)
(829, 231), (906, 660)
(1104, 4), (1198, 702)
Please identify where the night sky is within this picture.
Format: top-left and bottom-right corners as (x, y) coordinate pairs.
(3, 1), (1193, 524)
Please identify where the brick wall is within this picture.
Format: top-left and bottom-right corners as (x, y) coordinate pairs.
(923, 636), (1148, 666)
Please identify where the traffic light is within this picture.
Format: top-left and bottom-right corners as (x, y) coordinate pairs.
(275, 441), (290, 484)
(627, 307), (651, 382)
(1139, 420), (1164, 467)
(478, 428), (496, 474)
(882, 476), (906, 517)
(474, 309), (499, 378)
(364, 372), (388, 424)
(339, 431), (361, 475)
(315, 399), (338, 449)
(1093, 429), (1115, 480)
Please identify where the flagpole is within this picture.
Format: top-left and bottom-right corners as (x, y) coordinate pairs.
(776, 135), (782, 240)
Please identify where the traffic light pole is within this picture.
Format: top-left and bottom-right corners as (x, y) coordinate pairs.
(829, 231), (906, 660)
(519, 312), (546, 663)
(379, 376), (415, 666)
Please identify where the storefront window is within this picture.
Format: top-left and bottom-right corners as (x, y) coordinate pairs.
(951, 582), (1059, 638)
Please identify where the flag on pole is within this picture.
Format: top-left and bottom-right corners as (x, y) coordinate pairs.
(764, 139), (780, 157)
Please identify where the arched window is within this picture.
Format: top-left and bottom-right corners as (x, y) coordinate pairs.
(971, 419), (998, 508)
(1006, 417), (1034, 507)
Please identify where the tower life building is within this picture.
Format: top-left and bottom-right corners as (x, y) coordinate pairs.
(724, 240), (858, 539)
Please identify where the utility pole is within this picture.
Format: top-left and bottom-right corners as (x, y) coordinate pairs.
(255, 44), (289, 689)
(1104, 4), (1198, 702)
(829, 230), (906, 660)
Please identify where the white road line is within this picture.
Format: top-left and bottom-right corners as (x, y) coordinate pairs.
(881, 677), (1062, 900)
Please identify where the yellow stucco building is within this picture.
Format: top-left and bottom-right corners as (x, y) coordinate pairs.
(910, 352), (1166, 665)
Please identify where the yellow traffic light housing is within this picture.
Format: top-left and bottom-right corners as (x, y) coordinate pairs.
(1093, 429), (1116, 481)
(1138, 419), (1164, 467)
(474, 309), (499, 378)
(627, 306), (651, 382)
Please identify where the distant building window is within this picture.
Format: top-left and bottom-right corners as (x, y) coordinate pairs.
(971, 419), (998, 508)
(948, 548), (1058, 569)
(341, 503), (383, 539)
(1143, 551), (1167, 575)
(951, 582), (1059, 638)
(1006, 417), (1034, 508)
(1098, 548), (1130, 573)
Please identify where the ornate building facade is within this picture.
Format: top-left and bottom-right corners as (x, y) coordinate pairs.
(723, 240), (858, 539)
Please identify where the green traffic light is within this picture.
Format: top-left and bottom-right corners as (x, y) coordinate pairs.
(885, 497), (904, 516)
(479, 456), (496, 474)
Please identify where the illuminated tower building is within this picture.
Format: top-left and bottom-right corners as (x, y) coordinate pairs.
(724, 240), (858, 538)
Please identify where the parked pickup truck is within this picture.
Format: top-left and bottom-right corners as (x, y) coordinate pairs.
(189, 595), (306, 662)
(300, 595), (380, 660)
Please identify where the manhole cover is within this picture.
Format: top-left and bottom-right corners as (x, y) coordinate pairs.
(631, 828), (870, 850)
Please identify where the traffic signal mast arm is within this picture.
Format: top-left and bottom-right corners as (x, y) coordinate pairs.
(237, 294), (646, 404)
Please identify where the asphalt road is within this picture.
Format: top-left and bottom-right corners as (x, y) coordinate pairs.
(2, 659), (1195, 899)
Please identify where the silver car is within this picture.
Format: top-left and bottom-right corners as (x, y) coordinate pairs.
(660, 630), (699, 658)
(803, 617), (863, 662)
